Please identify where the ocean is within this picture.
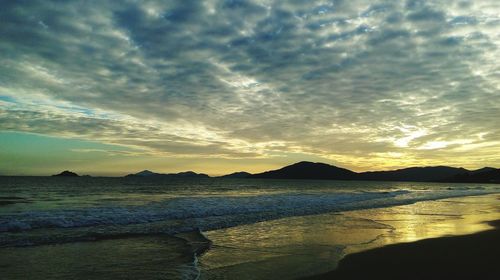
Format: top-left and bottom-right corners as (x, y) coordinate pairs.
(1, 177), (499, 279)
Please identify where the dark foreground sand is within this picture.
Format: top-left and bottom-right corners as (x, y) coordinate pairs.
(305, 220), (500, 280)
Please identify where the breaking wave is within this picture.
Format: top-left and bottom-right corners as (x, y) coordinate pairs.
(0, 188), (497, 247)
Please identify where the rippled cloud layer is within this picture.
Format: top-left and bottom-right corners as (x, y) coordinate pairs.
(1, 0), (499, 174)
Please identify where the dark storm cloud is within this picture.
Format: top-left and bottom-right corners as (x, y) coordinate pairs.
(0, 0), (499, 169)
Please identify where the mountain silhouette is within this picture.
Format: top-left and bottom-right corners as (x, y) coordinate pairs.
(56, 162), (498, 183)
(470, 167), (496, 174)
(251, 161), (358, 180)
(52, 170), (79, 177)
(358, 166), (468, 182)
(443, 168), (500, 183)
(218, 172), (252, 178)
(246, 162), (499, 183)
(134, 170), (156, 176)
(125, 170), (209, 178)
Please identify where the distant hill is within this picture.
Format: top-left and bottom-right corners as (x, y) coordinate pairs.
(125, 170), (209, 179)
(358, 166), (468, 182)
(470, 167), (496, 174)
(245, 162), (499, 183)
(52, 170), (79, 177)
(251, 161), (358, 180)
(218, 172), (252, 178)
(133, 170), (156, 177)
(443, 168), (500, 183)
(51, 162), (497, 183)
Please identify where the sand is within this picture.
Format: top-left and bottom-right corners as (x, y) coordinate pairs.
(305, 219), (500, 280)
(199, 194), (500, 279)
(2, 194), (498, 279)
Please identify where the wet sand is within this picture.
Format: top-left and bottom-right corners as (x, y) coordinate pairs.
(303, 194), (500, 280)
(201, 194), (500, 279)
(1, 194), (498, 279)
(305, 220), (500, 280)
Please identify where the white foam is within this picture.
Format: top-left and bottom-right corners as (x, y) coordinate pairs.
(0, 188), (498, 247)
(0, 191), (406, 233)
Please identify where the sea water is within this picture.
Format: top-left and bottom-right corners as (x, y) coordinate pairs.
(0, 177), (499, 279)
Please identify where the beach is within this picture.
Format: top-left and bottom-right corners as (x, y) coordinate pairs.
(200, 194), (500, 279)
(302, 194), (500, 280)
(306, 219), (500, 280)
(0, 177), (499, 279)
(3, 0), (500, 279)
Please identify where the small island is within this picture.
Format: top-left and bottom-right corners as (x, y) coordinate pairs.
(52, 170), (79, 177)
(125, 170), (209, 179)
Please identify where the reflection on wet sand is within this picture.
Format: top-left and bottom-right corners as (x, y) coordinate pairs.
(344, 194), (500, 253)
(1, 195), (497, 280)
(200, 194), (500, 279)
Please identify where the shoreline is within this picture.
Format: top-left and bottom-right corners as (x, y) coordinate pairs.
(1, 193), (499, 279)
(200, 194), (500, 279)
(304, 219), (500, 279)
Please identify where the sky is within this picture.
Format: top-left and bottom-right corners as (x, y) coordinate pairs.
(0, 0), (499, 176)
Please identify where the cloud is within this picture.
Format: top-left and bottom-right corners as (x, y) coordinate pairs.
(0, 0), (499, 171)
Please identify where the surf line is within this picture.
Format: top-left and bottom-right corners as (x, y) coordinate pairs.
(175, 228), (213, 279)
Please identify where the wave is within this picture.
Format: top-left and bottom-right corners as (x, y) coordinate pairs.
(0, 189), (497, 247)
(0, 191), (408, 232)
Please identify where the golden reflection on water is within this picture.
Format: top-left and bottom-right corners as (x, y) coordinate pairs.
(336, 194), (499, 254)
(201, 194), (500, 279)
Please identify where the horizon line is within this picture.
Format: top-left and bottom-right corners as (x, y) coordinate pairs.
(1, 161), (497, 177)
